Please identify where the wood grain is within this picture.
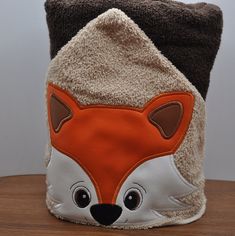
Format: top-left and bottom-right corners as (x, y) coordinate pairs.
(0, 175), (234, 236)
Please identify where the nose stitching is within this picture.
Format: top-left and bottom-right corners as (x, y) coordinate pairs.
(90, 204), (122, 226)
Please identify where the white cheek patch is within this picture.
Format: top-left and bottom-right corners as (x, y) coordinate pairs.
(46, 147), (98, 224)
(46, 148), (197, 227)
(115, 155), (197, 226)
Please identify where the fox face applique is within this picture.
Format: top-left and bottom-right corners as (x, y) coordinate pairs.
(46, 83), (196, 227)
(45, 8), (207, 229)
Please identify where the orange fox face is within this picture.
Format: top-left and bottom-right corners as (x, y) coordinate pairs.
(46, 84), (196, 226)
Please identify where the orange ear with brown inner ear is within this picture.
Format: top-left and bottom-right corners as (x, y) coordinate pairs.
(142, 92), (194, 147)
(49, 94), (72, 133)
(148, 102), (183, 139)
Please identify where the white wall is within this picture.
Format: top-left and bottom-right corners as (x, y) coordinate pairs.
(0, 0), (234, 180)
(0, 0), (49, 176)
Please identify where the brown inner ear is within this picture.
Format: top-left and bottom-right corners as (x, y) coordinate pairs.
(148, 102), (183, 139)
(50, 94), (72, 132)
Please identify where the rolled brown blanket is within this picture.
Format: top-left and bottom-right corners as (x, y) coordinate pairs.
(45, 0), (223, 99)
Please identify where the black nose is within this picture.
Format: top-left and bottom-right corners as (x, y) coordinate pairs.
(90, 204), (122, 226)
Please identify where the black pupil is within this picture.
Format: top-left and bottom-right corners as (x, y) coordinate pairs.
(74, 189), (90, 208)
(124, 191), (140, 210)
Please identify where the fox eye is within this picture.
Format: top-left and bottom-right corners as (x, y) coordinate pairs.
(73, 187), (91, 208)
(124, 188), (143, 211)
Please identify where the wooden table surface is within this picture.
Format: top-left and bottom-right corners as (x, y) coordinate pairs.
(0, 175), (234, 236)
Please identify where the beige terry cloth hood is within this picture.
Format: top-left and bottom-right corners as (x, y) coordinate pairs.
(46, 8), (206, 227)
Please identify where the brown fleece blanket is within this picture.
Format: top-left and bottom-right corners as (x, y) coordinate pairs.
(45, 0), (223, 99)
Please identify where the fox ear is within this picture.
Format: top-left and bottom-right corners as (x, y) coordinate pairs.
(49, 94), (72, 132)
(148, 102), (183, 139)
(47, 84), (79, 133)
(144, 93), (194, 140)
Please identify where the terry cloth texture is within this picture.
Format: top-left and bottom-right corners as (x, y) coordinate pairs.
(46, 8), (206, 227)
(45, 0), (223, 99)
